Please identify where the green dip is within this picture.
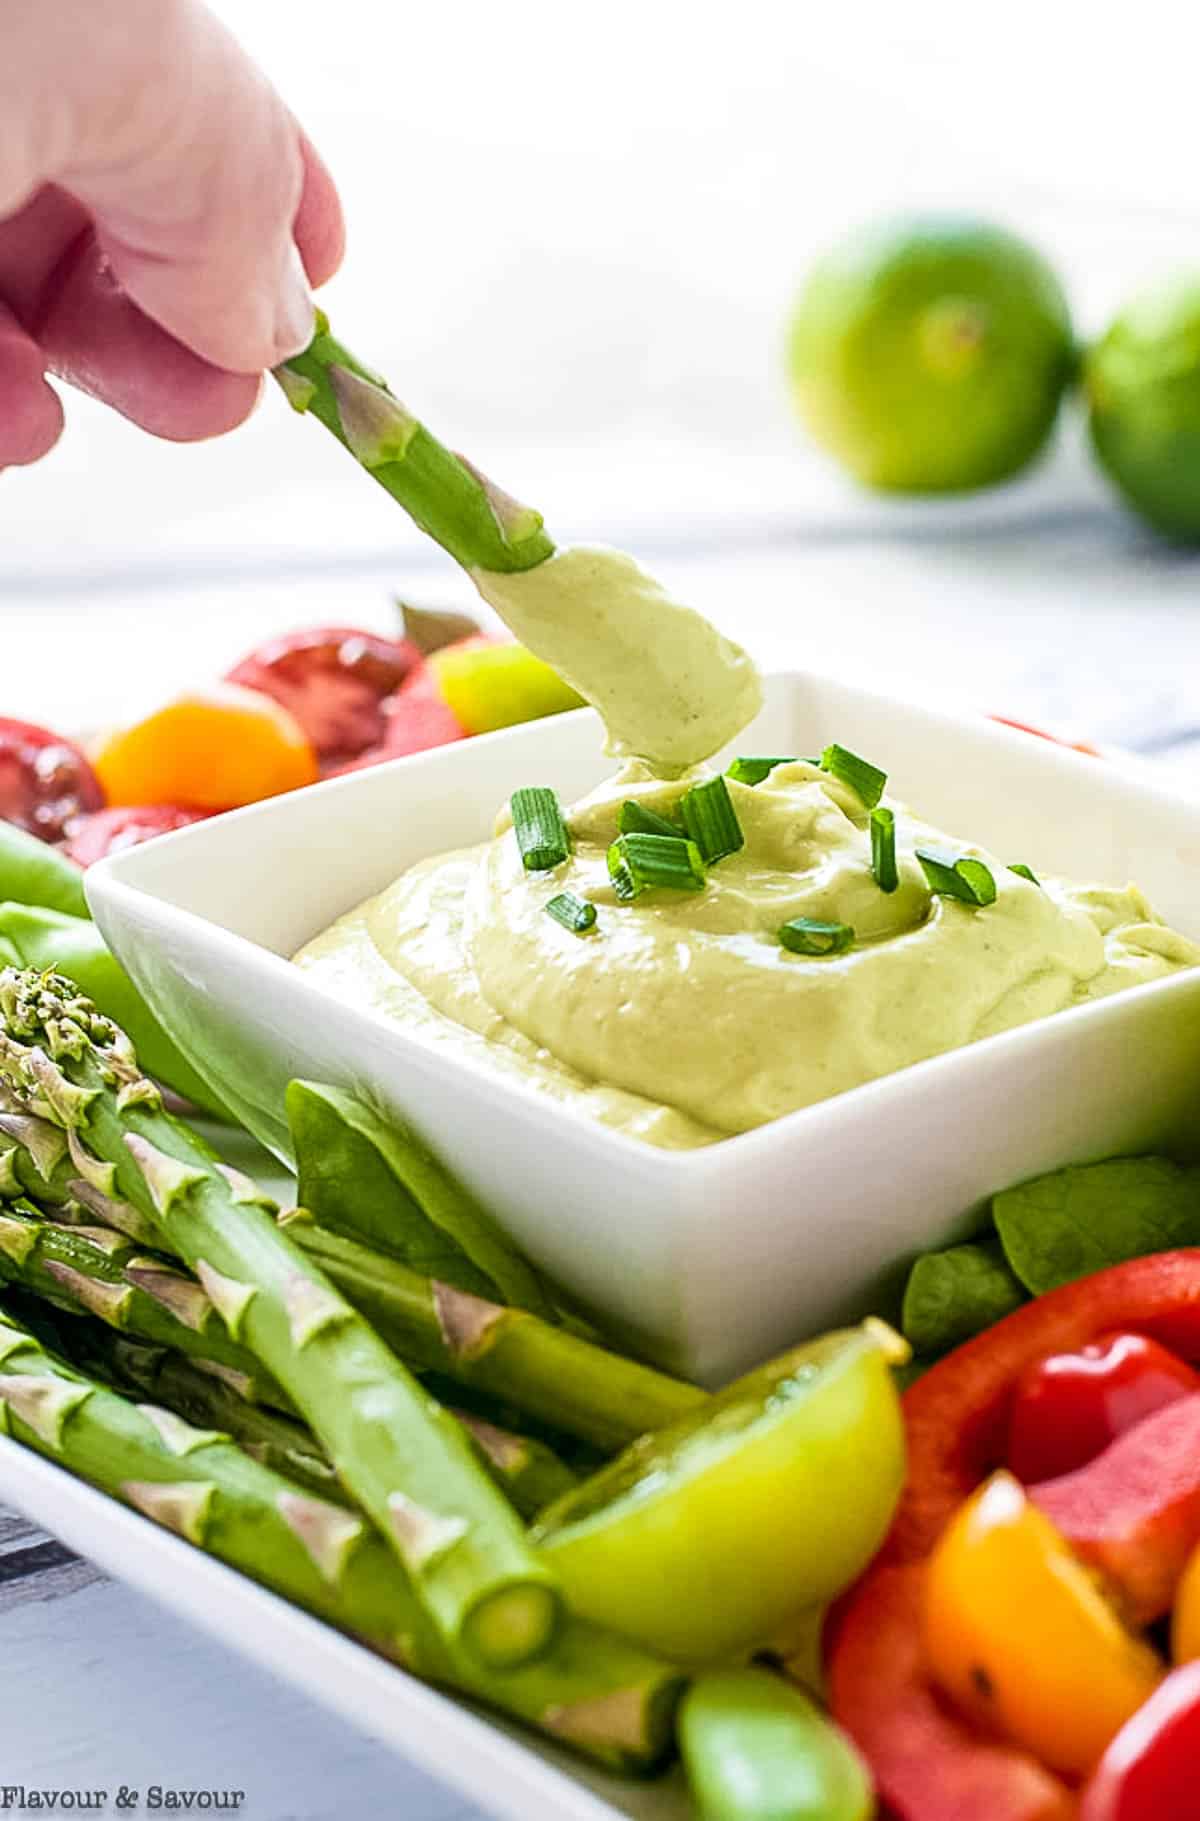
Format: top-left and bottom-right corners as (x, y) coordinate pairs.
(295, 758), (1200, 1149)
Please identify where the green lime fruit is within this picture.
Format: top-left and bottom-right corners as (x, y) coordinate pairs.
(786, 215), (1075, 493)
(532, 1322), (907, 1665)
(1086, 273), (1200, 541)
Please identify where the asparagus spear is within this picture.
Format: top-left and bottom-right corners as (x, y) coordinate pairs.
(75, 1326), (579, 1520)
(70, 1326), (344, 1501)
(0, 968), (560, 1669)
(0, 1305), (684, 1772)
(0, 1198), (287, 1405)
(278, 316), (554, 575)
(282, 1209), (709, 1452)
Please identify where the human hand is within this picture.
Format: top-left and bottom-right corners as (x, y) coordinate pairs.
(0, 0), (344, 466)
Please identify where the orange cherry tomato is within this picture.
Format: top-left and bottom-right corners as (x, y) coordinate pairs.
(923, 1471), (1163, 1778)
(91, 685), (318, 810)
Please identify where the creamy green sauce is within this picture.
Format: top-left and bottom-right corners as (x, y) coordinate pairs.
(295, 760), (1200, 1148)
(470, 546), (763, 776)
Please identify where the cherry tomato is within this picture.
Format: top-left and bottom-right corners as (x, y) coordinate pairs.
(1007, 1331), (1200, 1485)
(0, 717), (104, 843)
(61, 804), (210, 868)
(328, 665), (467, 774)
(1080, 1661), (1200, 1821)
(226, 626), (419, 766)
(989, 714), (1101, 756)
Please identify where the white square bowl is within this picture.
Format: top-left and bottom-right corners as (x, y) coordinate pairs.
(87, 669), (1200, 1384)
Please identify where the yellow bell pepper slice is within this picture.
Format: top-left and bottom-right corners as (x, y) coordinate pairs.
(924, 1470), (1163, 1778)
(1173, 1537), (1200, 1664)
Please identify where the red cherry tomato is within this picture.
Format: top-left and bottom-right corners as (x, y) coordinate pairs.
(989, 714), (1101, 757)
(1007, 1331), (1200, 1486)
(328, 665), (467, 775)
(1080, 1661), (1200, 1821)
(0, 717), (104, 843)
(61, 804), (210, 868)
(226, 626), (420, 765)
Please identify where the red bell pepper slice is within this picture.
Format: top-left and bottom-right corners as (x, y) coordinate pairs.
(1032, 1392), (1200, 1624)
(890, 1249), (1200, 1562)
(1080, 1661), (1200, 1821)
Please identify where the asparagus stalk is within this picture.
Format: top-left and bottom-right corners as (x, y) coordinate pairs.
(0, 968), (560, 1669)
(0, 1198), (287, 1406)
(282, 1210), (708, 1452)
(71, 1326), (344, 1502)
(75, 1326), (579, 1520)
(277, 316), (555, 575)
(0, 1305), (684, 1772)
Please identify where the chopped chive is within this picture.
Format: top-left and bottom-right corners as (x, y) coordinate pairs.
(1009, 862), (1041, 887)
(779, 917), (856, 956)
(726, 756), (798, 787)
(917, 847), (998, 907)
(618, 799), (681, 839)
(679, 775), (744, 864)
(820, 743), (887, 809)
(607, 833), (706, 900)
(870, 806), (899, 893)
(545, 892), (597, 934)
(510, 787), (570, 871)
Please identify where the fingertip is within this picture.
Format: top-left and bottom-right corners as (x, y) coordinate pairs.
(0, 305), (64, 466)
(294, 131), (346, 289)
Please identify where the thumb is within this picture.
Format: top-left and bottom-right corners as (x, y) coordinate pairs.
(7, 0), (323, 374)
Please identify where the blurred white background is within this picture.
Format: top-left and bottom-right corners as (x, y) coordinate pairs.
(3, 1), (1200, 721)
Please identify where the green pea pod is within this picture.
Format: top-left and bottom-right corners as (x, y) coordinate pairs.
(0, 821), (89, 918)
(0, 902), (229, 1121)
(680, 1669), (875, 1821)
(286, 1079), (557, 1316)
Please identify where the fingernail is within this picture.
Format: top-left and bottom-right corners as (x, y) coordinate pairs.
(273, 246), (316, 362)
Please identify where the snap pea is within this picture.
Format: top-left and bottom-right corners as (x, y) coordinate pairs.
(679, 1668), (874, 1820)
(0, 902), (229, 1121)
(0, 820), (89, 918)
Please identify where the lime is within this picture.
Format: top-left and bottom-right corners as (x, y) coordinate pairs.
(1086, 273), (1200, 541)
(532, 1323), (906, 1665)
(786, 215), (1075, 493)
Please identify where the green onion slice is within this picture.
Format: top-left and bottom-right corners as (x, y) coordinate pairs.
(607, 833), (706, 901)
(726, 756), (798, 787)
(1009, 862), (1041, 886)
(820, 743), (887, 809)
(545, 892), (597, 934)
(778, 917), (856, 956)
(917, 847), (998, 907)
(679, 776), (744, 864)
(870, 806), (898, 893)
(618, 800), (681, 839)
(511, 787), (570, 871)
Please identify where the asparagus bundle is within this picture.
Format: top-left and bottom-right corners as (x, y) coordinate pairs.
(0, 1095), (706, 1454)
(0, 967), (559, 1669)
(0, 1304), (683, 1772)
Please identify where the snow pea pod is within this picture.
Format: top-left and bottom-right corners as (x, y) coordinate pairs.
(0, 902), (228, 1120)
(680, 1669), (874, 1820)
(0, 820), (88, 918)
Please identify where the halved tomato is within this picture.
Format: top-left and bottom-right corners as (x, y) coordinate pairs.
(0, 717), (104, 842)
(227, 626), (419, 765)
